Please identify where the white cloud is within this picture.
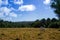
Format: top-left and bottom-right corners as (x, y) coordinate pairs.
(43, 0), (50, 5)
(0, 7), (17, 17)
(0, 7), (11, 16)
(19, 5), (36, 11)
(14, 0), (23, 5)
(3, 0), (8, 5)
(0, 0), (36, 19)
(0, 0), (8, 6)
(0, 0), (3, 6)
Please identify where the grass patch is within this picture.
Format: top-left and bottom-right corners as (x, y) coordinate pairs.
(0, 28), (60, 40)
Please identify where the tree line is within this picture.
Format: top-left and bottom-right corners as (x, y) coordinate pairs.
(0, 18), (60, 28)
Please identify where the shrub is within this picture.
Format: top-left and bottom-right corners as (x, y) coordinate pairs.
(48, 22), (60, 28)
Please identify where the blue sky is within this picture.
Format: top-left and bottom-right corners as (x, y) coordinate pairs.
(0, 0), (57, 22)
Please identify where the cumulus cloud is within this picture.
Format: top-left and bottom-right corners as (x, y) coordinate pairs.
(0, 0), (18, 17)
(43, 0), (51, 5)
(0, 7), (10, 16)
(3, 0), (8, 5)
(0, 7), (17, 17)
(14, 0), (23, 5)
(0, 0), (8, 6)
(0, 0), (36, 18)
(0, 0), (3, 6)
(0, 0), (23, 6)
(19, 5), (36, 11)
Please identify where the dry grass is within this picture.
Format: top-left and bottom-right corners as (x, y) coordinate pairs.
(0, 28), (60, 40)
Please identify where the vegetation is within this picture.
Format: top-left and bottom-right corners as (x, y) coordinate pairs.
(51, 0), (60, 20)
(0, 28), (60, 40)
(0, 18), (60, 28)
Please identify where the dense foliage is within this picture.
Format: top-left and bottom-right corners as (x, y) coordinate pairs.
(51, 0), (60, 20)
(0, 18), (60, 28)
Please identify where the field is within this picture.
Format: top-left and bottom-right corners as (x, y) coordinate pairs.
(0, 28), (60, 40)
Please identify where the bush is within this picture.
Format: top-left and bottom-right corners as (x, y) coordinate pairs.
(48, 22), (60, 28)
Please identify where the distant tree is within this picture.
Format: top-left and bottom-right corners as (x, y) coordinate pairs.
(32, 19), (41, 28)
(51, 18), (57, 22)
(46, 18), (51, 22)
(51, 0), (60, 20)
(0, 19), (3, 22)
(40, 18), (46, 27)
(40, 18), (46, 23)
(48, 22), (60, 28)
(46, 18), (51, 27)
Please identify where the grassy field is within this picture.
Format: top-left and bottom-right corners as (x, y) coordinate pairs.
(0, 28), (60, 40)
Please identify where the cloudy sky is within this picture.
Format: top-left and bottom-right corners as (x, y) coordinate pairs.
(0, 0), (57, 22)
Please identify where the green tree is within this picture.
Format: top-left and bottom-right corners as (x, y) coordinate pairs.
(51, 0), (60, 20)
(48, 22), (60, 28)
(40, 18), (46, 27)
(32, 19), (41, 28)
(45, 18), (51, 27)
(51, 18), (57, 22)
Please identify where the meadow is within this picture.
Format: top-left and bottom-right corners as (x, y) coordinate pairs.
(0, 28), (60, 40)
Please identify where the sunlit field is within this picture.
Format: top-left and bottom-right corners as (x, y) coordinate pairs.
(0, 28), (60, 40)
